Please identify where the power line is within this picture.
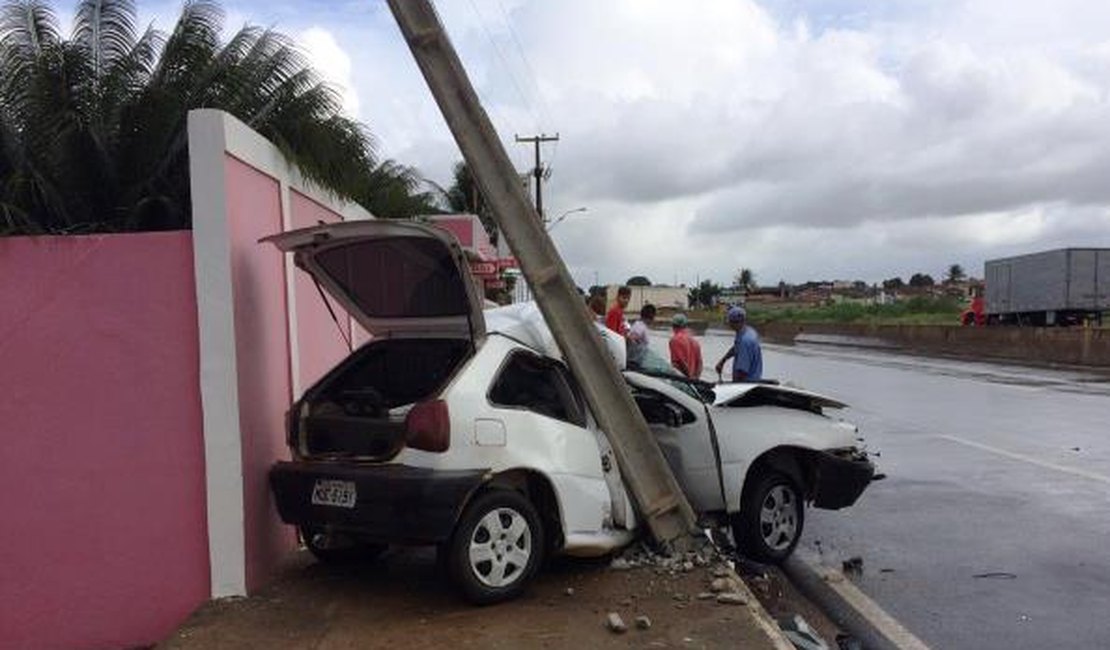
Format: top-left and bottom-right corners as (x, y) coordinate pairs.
(465, 0), (542, 132)
(495, 0), (556, 129)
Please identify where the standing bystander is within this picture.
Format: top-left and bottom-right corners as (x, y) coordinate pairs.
(627, 303), (656, 368)
(605, 286), (632, 336)
(714, 306), (763, 382)
(588, 293), (607, 322)
(668, 313), (703, 379)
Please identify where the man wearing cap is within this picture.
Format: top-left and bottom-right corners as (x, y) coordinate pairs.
(715, 306), (763, 382)
(668, 313), (703, 379)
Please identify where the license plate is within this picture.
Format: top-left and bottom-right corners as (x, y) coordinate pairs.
(311, 479), (357, 508)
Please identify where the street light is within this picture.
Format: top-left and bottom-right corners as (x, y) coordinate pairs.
(547, 206), (588, 231)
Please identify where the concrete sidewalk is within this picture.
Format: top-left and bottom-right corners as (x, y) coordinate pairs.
(159, 547), (791, 649)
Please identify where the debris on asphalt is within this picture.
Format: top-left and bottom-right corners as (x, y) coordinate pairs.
(835, 633), (863, 650)
(606, 612), (628, 634)
(880, 568), (895, 574)
(841, 556), (863, 575)
(716, 592), (748, 606)
(635, 615), (652, 630)
(610, 558), (633, 570)
(777, 614), (829, 650)
(697, 592), (715, 600)
(972, 572), (1017, 580)
(565, 587), (575, 596)
(710, 577), (732, 593)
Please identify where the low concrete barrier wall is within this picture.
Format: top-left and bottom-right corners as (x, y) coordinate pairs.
(755, 322), (1110, 367)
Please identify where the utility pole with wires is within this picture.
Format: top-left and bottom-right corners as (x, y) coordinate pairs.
(515, 133), (559, 222)
(387, 0), (698, 551)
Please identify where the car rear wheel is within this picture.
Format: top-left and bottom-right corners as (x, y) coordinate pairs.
(300, 526), (387, 565)
(448, 490), (544, 605)
(733, 469), (804, 564)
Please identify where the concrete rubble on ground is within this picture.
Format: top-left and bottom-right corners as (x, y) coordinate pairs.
(778, 614), (829, 650)
(600, 535), (774, 637)
(606, 612), (627, 634)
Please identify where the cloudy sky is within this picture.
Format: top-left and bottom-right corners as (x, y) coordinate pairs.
(144, 0), (1110, 288)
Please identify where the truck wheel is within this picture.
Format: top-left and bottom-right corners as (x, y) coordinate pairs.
(300, 526), (387, 565)
(733, 469), (804, 564)
(448, 490), (544, 605)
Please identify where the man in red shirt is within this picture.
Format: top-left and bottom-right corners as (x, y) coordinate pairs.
(669, 313), (703, 379)
(605, 286), (632, 336)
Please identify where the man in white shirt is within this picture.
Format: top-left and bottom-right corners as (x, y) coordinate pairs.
(627, 303), (656, 368)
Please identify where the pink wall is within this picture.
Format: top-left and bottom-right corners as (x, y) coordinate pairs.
(223, 155), (298, 592)
(289, 190), (353, 390)
(0, 232), (209, 649)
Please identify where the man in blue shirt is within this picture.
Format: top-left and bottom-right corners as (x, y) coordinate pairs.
(714, 306), (763, 382)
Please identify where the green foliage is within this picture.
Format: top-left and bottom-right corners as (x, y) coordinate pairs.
(0, 0), (435, 235)
(734, 268), (755, 292)
(437, 160), (497, 242)
(626, 275), (651, 286)
(908, 272), (935, 287)
(688, 279), (722, 309)
(749, 295), (964, 325)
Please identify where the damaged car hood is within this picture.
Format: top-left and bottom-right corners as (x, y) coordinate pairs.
(712, 382), (847, 411)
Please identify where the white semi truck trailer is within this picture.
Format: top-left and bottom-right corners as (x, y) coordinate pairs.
(984, 248), (1110, 326)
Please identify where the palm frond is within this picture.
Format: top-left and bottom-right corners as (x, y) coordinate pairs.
(72, 0), (137, 79)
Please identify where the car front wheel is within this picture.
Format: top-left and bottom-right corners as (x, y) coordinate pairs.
(733, 469), (804, 563)
(448, 489), (544, 605)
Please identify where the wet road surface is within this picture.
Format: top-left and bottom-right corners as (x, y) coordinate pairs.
(690, 331), (1110, 649)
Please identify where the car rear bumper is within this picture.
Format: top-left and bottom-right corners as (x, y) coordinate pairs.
(811, 450), (875, 510)
(270, 461), (489, 544)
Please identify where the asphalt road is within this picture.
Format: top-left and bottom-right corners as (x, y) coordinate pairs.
(689, 331), (1110, 649)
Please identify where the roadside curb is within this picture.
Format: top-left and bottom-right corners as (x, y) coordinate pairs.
(726, 566), (796, 650)
(782, 551), (931, 650)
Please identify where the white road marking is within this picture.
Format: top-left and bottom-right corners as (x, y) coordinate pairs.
(795, 551), (932, 650)
(938, 435), (1110, 485)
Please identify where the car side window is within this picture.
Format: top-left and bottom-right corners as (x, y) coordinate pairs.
(630, 386), (696, 427)
(489, 352), (587, 427)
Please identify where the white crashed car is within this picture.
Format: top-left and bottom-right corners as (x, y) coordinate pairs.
(265, 220), (875, 604)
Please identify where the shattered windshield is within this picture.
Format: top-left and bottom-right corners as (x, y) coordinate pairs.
(629, 347), (711, 402)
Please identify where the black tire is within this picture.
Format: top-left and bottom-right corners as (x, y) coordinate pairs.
(733, 469), (804, 564)
(447, 490), (544, 605)
(300, 526), (387, 565)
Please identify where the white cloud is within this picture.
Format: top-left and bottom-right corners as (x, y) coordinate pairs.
(299, 26), (361, 118)
(206, 0), (1110, 285)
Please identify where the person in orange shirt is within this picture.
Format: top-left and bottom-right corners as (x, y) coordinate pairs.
(669, 313), (703, 379)
(605, 286), (632, 336)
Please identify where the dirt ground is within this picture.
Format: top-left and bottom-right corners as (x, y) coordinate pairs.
(158, 545), (826, 650)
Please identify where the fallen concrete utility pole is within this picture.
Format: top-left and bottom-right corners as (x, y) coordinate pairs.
(387, 0), (697, 549)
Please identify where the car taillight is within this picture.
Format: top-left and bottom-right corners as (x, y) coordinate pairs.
(405, 399), (450, 452)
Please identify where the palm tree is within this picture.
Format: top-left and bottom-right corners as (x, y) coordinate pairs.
(439, 160), (499, 243)
(357, 159), (441, 219)
(1, 0), (425, 234)
(735, 268), (756, 294)
(946, 264), (966, 284)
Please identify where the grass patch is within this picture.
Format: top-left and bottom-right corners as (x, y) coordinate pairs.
(688, 296), (965, 326)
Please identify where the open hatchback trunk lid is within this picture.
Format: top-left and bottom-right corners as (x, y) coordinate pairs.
(263, 220), (486, 341)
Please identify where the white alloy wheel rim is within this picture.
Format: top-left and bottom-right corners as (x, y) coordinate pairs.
(759, 484), (799, 551)
(468, 507), (532, 588)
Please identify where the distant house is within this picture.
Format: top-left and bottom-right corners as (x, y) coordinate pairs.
(607, 284), (689, 312)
